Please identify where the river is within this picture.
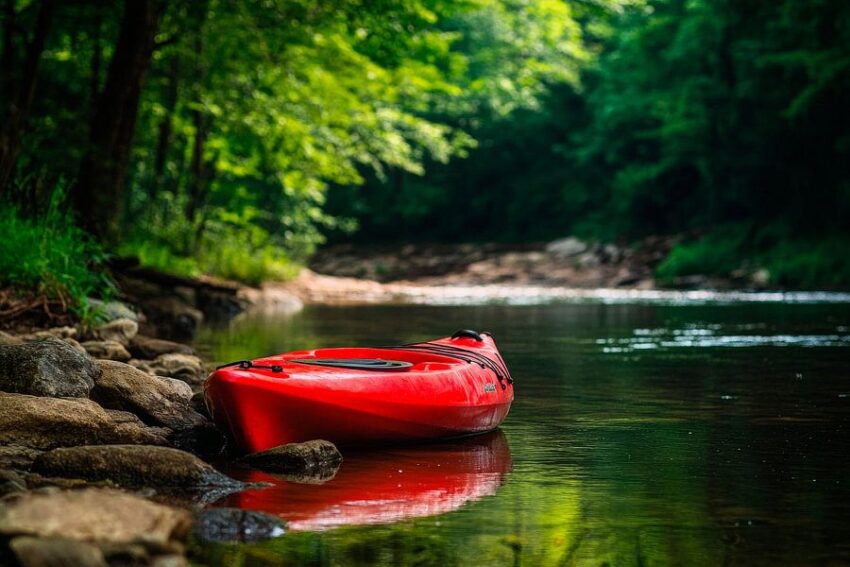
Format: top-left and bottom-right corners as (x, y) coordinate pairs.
(193, 299), (850, 565)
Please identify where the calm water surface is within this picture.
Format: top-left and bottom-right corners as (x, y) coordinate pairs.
(194, 301), (850, 566)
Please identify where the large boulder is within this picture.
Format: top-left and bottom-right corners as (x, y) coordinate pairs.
(240, 439), (342, 477)
(91, 360), (204, 431)
(0, 338), (99, 398)
(131, 353), (205, 386)
(80, 340), (132, 362)
(193, 508), (285, 543)
(0, 488), (191, 551)
(90, 318), (138, 346)
(0, 392), (169, 451)
(32, 445), (242, 489)
(128, 334), (195, 359)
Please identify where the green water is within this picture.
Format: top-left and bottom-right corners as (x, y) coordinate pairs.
(194, 302), (850, 566)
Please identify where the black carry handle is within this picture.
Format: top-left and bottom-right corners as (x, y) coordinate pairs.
(451, 329), (484, 342)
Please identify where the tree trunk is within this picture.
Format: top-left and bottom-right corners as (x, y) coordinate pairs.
(152, 56), (179, 197)
(0, 0), (55, 194)
(72, 0), (163, 244)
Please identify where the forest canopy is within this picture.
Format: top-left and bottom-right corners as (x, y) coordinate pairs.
(1, 0), (849, 294)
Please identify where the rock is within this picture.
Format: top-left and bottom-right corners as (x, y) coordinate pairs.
(751, 268), (770, 288)
(193, 508), (285, 543)
(131, 354), (205, 386)
(91, 318), (138, 346)
(87, 299), (139, 322)
(32, 445), (242, 490)
(671, 274), (708, 289)
(575, 251), (600, 268)
(80, 340), (132, 362)
(0, 487), (191, 550)
(0, 445), (42, 469)
(240, 440), (342, 476)
(0, 469), (27, 497)
(142, 297), (203, 341)
(190, 392), (210, 419)
(237, 285), (303, 315)
(601, 243), (623, 264)
(128, 335), (195, 359)
(62, 337), (88, 355)
(0, 392), (170, 450)
(9, 536), (108, 567)
(91, 361), (205, 431)
(545, 237), (588, 258)
(26, 326), (78, 340)
(0, 338), (99, 397)
(0, 330), (24, 346)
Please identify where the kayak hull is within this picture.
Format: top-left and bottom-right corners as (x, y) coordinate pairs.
(204, 334), (514, 452)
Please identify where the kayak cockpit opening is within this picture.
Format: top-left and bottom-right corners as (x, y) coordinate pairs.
(289, 358), (413, 371)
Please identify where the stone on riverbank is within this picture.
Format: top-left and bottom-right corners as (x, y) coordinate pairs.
(0, 487), (191, 552)
(87, 299), (139, 322)
(240, 439), (342, 476)
(0, 393), (169, 452)
(80, 340), (132, 362)
(131, 353), (205, 386)
(0, 337), (99, 398)
(90, 318), (139, 346)
(545, 236), (588, 257)
(31, 445), (241, 489)
(0, 330), (24, 346)
(193, 508), (285, 543)
(91, 361), (204, 431)
(129, 334), (195, 359)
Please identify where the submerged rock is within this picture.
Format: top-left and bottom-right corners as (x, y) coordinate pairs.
(0, 338), (99, 398)
(240, 439), (342, 476)
(91, 360), (205, 431)
(193, 508), (285, 543)
(32, 445), (242, 489)
(0, 392), (169, 451)
(129, 334), (195, 360)
(80, 340), (132, 362)
(0, 487), (191, 550)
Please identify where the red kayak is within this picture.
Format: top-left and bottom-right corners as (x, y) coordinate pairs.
(204, 330), (514, 452)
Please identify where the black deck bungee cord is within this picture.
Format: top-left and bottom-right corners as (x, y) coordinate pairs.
(377, 340), (513, 390)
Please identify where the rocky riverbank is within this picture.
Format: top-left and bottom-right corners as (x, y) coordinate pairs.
(0, 280), (341, 566)
(309, 236), (771, 290)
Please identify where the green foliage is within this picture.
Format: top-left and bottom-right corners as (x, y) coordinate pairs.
(655, 226), (752, 283)
(329, 0), (850, 288)
(760, 236), (850, 289)
(656, 225), (850, 289)
(0, 184), (112, 320)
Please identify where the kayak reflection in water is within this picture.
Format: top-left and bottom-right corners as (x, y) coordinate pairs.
(220, 430), (512, 531)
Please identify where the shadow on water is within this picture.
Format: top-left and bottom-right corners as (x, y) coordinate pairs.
(194, 300), (850, 566)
